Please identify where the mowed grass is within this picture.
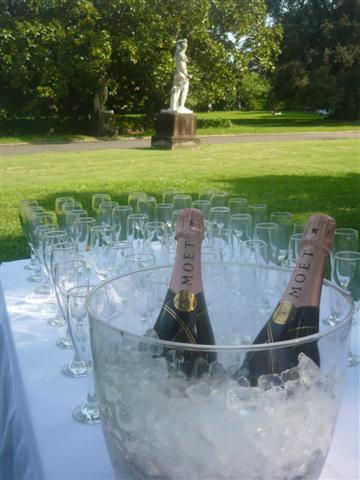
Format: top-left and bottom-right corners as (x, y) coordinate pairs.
(196, 111), (360, 135)
(2, 138), (359, 262)
(0, 111), (359, 144)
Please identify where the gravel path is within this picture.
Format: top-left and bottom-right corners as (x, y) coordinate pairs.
(1, 131), (358, 157)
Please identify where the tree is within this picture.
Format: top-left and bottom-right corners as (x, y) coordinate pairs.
(0, 0), (112, 118)
(267, 0), (360, 118)
(0, 0), (282, 119)
(237, 71), (271, 110)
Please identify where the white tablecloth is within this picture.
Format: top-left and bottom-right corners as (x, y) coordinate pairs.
(0, 259), (359, 480)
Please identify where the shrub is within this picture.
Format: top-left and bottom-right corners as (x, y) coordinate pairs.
(197, 118), (233, 128)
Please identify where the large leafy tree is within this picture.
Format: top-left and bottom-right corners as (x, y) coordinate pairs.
(267, 0), (360, 118)
(0, 0), (281, 118)
(0, 0), (112, 118)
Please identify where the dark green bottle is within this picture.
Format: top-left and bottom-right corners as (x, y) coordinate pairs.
(153, 208), (216, 376)
(241, 214), (336, 386)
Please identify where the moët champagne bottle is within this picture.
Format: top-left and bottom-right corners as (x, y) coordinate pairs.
(153, 208), (216, 376)
(241, 214), (336, 386)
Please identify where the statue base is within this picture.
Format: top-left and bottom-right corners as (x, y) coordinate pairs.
(151, 112), (200, 149)
(96, 110), (118, 137)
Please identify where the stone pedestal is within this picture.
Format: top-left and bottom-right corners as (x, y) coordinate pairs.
(96, 110), (118, 137)
(151, 112), (200, 149)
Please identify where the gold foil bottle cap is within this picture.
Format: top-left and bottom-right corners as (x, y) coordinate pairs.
(301, 214), (336, 253)
(174, 290), (197, 312)
(175, 208), (205, 241)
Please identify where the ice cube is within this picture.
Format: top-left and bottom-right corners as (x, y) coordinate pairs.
(193, 356), (209, 378)
(208, 361), (229, 385)
(281, 366), (300, 384)
(186, 381), (211, 400)
(297, 352), (322, 388)
(226, 385), (262, 415)
(257, 373), (283, 391)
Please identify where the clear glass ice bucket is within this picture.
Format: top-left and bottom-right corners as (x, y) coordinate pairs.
(87, 263), (354, 480)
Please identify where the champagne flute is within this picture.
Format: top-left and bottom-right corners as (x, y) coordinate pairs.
(55, 197), (75, 228)
(65, 209), (88, 238)
(293, 222), (306, 235)
(210, 191), (230, 208)
(18, 200), (39, 270)
(40, 229), (69, 296)
(91, 193), (111, 220)
(254, 222), (279, 265)
(155, 203), (173, 229)
(137, 196), (156, 221)
(98, 201), (119, 226)
(247, 204), (268, 237)
(287, 233), (303, 266)
(49, 241), (79, 327)
(128, 191), (147, 212)
(270, 211), (293, 263)
(209, 206), (231, 232)
(72, 217), (97, 256)
(211, 226), (233, 262)
(192, 200), (211, 219)
(33, 224), (60, 293)
(229, 197), (248, 214)
(162, 189), (180, 204)
(325, 228), (359, 325)
(26, 210), (55, 282)
(68, 285), (101, 424)
(112, 205), (133, 240)
(144, 221), (168, 261)
(173, 194), (192, 210)
(126, 213), (149, 253)
(54, 259), (90, 349)
(241, 239), (267, 264)
(198, 189), (215, 201)
(334, 251), (360, 366)
(231, 213), (252, 261)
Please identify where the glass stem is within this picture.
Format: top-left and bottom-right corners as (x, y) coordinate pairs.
(86, 366), (98, 408)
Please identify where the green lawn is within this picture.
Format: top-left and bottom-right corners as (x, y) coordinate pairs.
(0, 111), (359, 144)
(2, 138), (359, 262)
(196, 110), (360, 135)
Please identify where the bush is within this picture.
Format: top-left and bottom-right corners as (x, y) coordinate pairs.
(197, 118), (233, 128)
(116, 115), (155, 135)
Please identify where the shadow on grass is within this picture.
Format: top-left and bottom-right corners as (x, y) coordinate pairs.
(223, 116), (360, 129)
(2, 172), (359, 263)
(1, 134), (94, 145)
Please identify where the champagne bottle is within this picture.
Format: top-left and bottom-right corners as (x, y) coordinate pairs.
(241, 214), (336, 386)
(153, 208), (216, 376)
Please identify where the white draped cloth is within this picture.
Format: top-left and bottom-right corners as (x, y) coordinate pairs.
(0, 259), (359, 479)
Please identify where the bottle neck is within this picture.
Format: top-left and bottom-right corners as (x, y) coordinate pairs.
(169, 236), (203, 294)
(282, 244), (328, 308)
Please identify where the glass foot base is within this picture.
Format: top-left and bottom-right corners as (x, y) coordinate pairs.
(48, 313), (66, 327)
(73, 402), (101, 424)
(56, 337), (74, 349)
(24, 261), (35, 271)
(347, 352), (360, 367)
(27, 274), (43, 283)
(61, 362), (87, 378)
(35, 285), (51, 295)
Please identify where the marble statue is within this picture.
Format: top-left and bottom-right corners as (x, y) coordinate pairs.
(164, 38), (193, 114)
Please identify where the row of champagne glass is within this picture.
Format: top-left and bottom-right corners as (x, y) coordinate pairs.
(19, 192), (360, 274)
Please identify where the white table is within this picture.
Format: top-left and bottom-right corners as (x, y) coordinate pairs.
(0, 259), (359, 480)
